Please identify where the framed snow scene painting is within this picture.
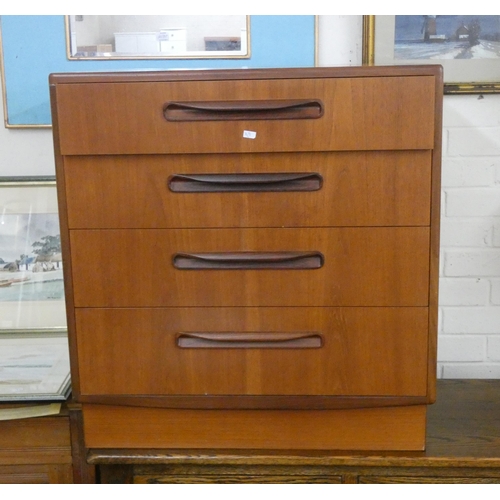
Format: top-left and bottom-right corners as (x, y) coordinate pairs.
(365, 15), (500, 93)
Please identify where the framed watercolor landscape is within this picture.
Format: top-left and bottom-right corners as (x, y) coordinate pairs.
(0, 178), (66, 332)
(365, 15), (500, 94)
(0, 178), (70, 400)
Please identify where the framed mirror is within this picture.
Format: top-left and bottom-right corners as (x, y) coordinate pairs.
(1, 15), (316, 127)
(66, 15), (250, 59)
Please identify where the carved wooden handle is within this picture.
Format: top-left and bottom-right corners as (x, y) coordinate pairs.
(163, 99), (324, 121)
(176, 332), (323, 349)
(172, 251), (324, 270)
(168, 172), (323, 193)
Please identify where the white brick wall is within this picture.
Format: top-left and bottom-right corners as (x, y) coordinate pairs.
(438, 94), (500, 378)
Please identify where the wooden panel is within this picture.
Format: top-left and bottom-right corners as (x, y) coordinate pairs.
(133, 473), (343, 484)
(0, 416), (72, 465)
(82, 404), (427, 451)
(0, 464), (73, 484)
(75, 307), (429, 397)
(63, 151), (432, 229)
(359, 476), (500, 484)
(0, 410), (73, 483)
(69, 227), (430, 307)
(53, 76), (435, 155)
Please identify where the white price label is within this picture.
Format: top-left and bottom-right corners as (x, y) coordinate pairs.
(243, 130), (257, 139)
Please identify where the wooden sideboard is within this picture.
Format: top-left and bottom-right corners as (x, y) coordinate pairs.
(86, 380), (500, 484)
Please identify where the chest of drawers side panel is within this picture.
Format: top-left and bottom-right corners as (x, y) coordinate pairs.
(49, 85), (82, 399)
(426, 70), (444, 403)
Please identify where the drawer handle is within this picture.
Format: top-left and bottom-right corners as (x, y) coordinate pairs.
(177, 332), (323, 349)
(168, 173), (323, 193)
(172, 251), (324, 270)
(163, 99), (324, 121)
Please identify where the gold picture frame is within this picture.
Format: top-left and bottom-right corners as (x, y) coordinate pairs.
(363, 15), (500, 94)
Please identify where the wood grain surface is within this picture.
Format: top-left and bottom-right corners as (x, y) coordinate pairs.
(82, 404), (427, 451)
(63, 150), (432, 229)
(69, 227), (430, 307)
(75, 307), (429, 397)
(53, 75), (435, 155)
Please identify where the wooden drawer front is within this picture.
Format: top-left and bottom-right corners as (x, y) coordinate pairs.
(75, 307), (428, 397)
(63, 151), (432, 229)
(69, 227), (430, 307)
(54, 76), (435, 155)
(83, 404), (427, 451)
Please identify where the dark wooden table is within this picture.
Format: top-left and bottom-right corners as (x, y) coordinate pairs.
(86, 380), (500, 483)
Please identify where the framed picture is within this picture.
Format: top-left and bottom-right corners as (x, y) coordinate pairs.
(364, 15), (500, 94)
(0, 331), (70, 401)
(0, 178), (66, 333)
(0, 177), (70, 400)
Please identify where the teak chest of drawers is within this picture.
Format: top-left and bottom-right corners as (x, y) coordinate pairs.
(49, 66), (443, 452)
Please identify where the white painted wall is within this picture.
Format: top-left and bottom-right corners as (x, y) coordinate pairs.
(317, 16), (363, 66)
(2, 16), (500, 378)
